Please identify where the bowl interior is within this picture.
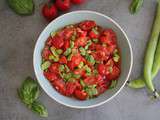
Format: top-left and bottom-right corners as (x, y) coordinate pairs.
(34, 11), (132, 108)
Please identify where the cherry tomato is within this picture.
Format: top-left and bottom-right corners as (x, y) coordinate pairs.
(59, 56), (67, 64)
(52, 79), (66, 95)
(79, 20), (96, 31)
(71, 0), (85, 4)
(89, 30), (99, 39)
(74, 69), (85, 77)
(63, 28), (74, 39)
(84, 77), (96, 85)
(46, 36), (53, 46)
(48, 63), (60, 73)
(106, 66), (120, 80)
(74, 90), (88, 100)
(52, 35), (64, 48)
(76, 28), (87, 37)
(97, 64), (106, 75)
(63, 39), (70, 51)
(75, 37), (87, 47)
(43, 72), (58, 82)
(42, 46), (52, 60)
(65, 82), (77, 96)
(71, 53), (83, 67)
(96, 83), (108, 94)
(55, 0), (71, 11)
(42, 3), (58, 21)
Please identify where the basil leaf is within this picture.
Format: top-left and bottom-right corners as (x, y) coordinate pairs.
(18, 77), (40, 105)
(41, 61), (51, 70)
(31, 101), (48, 117)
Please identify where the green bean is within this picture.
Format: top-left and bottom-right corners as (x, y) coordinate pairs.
(143, 1), (160, 96)
(129, 0), (144, 14)
(152, 34), (160, 77)
(127, 77), (145, 89)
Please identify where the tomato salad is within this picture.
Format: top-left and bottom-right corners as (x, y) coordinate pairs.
(41, 20), (121, 100)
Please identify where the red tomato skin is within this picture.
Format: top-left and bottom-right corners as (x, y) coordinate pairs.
(63, 39), (70, 51)
(43, 72), (58, 82)
(74, 90), (88, 100)
(106, 66), (120, 81)
(89, 30), (99, 39)
(76, 28), (87, 37)
(65, 82), (77, 96)
(79, 20), (96, 31)
(52, 79), (66, 95)
(59, 56), (67, 64)
(48, 63), (60, 73)
(42, 3), (58, 21)
(51, 35), (64, 49)
(84, 77), (97, 85)
(55, 0), (71, 11)
(42, 46), (51, 60)
(71, 0), (85, 4)
(74, 37), (87, 47)
(46, 36), (53, 46)
(97, 64), (106, 75)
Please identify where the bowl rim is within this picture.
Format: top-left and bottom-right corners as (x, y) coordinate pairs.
(33, 10), (133, 109)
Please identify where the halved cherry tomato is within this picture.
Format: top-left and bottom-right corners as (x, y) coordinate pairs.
(89, 30), (99, 39)
(52, 35), (64, 49)
(65, 82), (77, 96)
(63, 28), (74, 39)
(52, 79), (66, 95)
(48, 63), (60, 73)
(97, 64), (106, 75)
(63, 39), (70, 51)
(79, 20), (96, 31)
(74, 69), (86, 77)
(75, 37), (87, 47)
(46, 36), (53, 46)
(84, 76), (96, 85)
(59, 56), (67, 64)
(43, 72), (58, 82)
(106, 66), (120, 80)
(76, 27), (87, 37)
(42, 46), (51, 60)
(74, 90), (88, 100)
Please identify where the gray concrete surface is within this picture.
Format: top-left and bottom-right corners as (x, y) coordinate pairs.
(0, 0), (160, 120)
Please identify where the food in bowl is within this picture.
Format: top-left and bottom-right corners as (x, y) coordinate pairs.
(41, 20), (121, 100)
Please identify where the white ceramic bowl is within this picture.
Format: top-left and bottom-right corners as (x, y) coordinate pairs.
(33, 10), (133, 109)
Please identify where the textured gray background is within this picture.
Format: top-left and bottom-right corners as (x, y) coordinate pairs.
(0, 0), (160, 120)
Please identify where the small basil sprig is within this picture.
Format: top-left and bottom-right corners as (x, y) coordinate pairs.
(18, 77), (48, 117)
(129, 0), (144, 14)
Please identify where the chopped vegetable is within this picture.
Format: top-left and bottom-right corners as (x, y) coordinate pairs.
(64, 48), (72, 56)
(41, 61), (51, 70)
(79, 47), (86, 56)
